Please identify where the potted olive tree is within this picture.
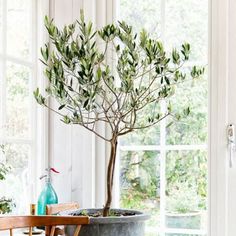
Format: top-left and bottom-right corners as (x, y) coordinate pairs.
(34, 11), (204, 236)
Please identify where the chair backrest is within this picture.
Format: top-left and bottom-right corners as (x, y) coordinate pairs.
(46, 202), (79, 215)
(46, 203), (80, 236)
(0, 215), (89, 236)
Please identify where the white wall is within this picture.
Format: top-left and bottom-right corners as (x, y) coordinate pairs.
(49, 0), (93, 208)
(48, 0), (116, 208)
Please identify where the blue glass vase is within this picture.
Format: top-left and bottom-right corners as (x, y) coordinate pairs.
(37, 168), (59, 215)
(37, 181), (58, 215)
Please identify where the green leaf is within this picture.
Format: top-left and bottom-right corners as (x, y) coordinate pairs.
(33, 89), (46, 106)
(68, 86), (74, 92)
(83, 99), (89, 108)
(80, 9), (85, 22)
(181, 43), (191, 60)
(183, 107), (191, 116)
(172, 49), (180, 64)
(165, 76), (170, 85)
(62, 116), (71, 124)
(41, 44), (49, 62)
(116, 45), (120, 52)
(58, 104), (66, 110)
(97, 67), (102, 79)
(140, 29), (148, 48)
(167, 102), (172, 113)
(166, 121), (174, 128)
(33, 88), (39, 97)
(39, 59), (47, 66)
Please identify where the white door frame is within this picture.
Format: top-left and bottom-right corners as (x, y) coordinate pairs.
(209, 0), (230, 235)
(227, 0), (236, 235)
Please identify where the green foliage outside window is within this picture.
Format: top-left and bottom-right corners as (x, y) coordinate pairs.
(119, 0), (208, 233)
(0, 145), (15, 214)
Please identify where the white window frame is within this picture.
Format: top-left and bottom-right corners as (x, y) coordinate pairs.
(0, 0), (49, 207)
(209, 0), (229, 235)
(35, 0), (51, 200)
(115, 0), (208, 235)
(91, 0), (230, 235)
(40, 0), (230, 234)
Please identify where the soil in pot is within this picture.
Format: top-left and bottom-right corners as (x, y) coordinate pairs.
(63, 208), (150, 236)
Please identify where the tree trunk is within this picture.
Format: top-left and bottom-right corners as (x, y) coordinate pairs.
(103, 137), (118, 217)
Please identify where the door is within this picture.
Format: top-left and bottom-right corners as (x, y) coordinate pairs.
(228, 0), (236, 235)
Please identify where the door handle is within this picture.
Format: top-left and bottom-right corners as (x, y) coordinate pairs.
(227, 124), (236, 168)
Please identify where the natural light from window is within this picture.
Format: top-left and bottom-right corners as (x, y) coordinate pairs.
(0, 0), (37, 214)
(118, 0), (208, 235)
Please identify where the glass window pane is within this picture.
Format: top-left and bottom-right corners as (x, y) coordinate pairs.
(120, 126), (160, 146)
(165, 0), (208, 63)
(6, 0), (31, 59)
(0, 143), (31, 214)
(0, 61), (3, 129)
(119, 0), (208, 235)
(120, 151), (160, 235)
(119, 98), (161, 145)
(166, 150), (207, 230)
(0, 0), (35, 216)
(6, 62), (30, 138)
(0, 0), (3, 53)
(120, 102), (161, 145)
(120, 0), (162, 36)
(166, 78), (207, 145)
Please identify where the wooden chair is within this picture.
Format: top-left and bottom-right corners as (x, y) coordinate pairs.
(0, 215), (89, 236)
(46, 203), (80, 235)
(46, 203), (79, 216)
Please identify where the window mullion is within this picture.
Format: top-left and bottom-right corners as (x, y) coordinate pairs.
(0, 138), (32, 145)
(160, 101), (167, 235)
(29, 0), (37, 204)
(159, 0), (166, 235)
(1, 0), (7, 138)
(119, 144), (207, 151)
(0, 54), (33, 68)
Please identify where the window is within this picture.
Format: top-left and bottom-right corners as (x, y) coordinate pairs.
(117, 0), (208, 235)
(0, 0), (43, 214)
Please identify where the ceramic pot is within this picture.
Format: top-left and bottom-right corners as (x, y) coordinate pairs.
(64, 208), (149, 236)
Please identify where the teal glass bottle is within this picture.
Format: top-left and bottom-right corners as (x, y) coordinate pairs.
(37, 168), (59, 215)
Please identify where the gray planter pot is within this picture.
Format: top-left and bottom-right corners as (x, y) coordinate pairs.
(166, 211), (201, 229)
(63, 208), (149, 236)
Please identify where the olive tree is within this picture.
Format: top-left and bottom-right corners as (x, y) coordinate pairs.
(34, 11), (204, 217)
